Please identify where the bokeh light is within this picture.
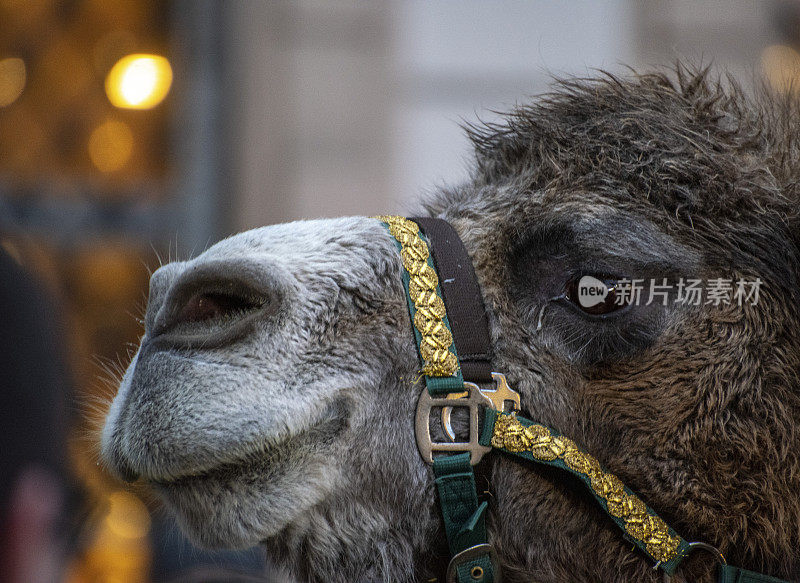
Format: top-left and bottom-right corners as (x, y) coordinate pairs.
(0, 57), (26, 107)
(105, 54), (172, 109)
(761, 44), (800, 95)
(105, 491), (151, 540)
(88, 118), (134, 172)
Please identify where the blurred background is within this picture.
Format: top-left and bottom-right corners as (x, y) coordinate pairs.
(1, 1), (798, 581)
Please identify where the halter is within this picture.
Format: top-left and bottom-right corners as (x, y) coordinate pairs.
(375, 216), (790, 583)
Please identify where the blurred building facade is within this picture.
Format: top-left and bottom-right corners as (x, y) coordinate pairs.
(224, 0), (792, 233)
(0, 1), (796, 581)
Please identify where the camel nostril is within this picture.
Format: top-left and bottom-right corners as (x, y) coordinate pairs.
(176, 291), (265, 326)
(150, 264), (278, 346)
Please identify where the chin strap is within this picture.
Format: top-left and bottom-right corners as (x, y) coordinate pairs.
(376, 215), (792, 583)
(377, 215), (494, 582)
(433, 453), (495, 583)
(715, 566), (791, 583)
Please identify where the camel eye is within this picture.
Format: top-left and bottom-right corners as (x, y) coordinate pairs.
(563, 274), (630, 316)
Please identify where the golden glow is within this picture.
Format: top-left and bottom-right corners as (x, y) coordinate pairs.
(104, 491), (150, 540)
(105, 54), (172, 109)
(88, 119), (134, 173)
(0, 57), (26, 107)
(64, 489), (152, 582)
(761, 44), (800, 95)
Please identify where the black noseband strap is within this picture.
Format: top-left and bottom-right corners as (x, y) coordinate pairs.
(411, 217), (493, 385)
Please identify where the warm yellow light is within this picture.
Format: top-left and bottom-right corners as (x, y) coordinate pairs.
(88, 119), (134, 173)
(761, 44), (800, 95)
(104, 491), (151, 539)
(105, 54), (172, 109)
(0, 57), (26, 107)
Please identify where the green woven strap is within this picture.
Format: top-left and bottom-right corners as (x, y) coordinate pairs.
(434, 453), (495, 583)
(480, 409), (691, 576)
(717, 565), (793, 583)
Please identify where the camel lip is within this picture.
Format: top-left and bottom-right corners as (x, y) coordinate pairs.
(149, 460), (242, 487)
(139, 393), (353, 485)
(146, 433), (293, 486)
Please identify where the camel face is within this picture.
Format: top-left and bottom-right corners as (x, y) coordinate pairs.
(102, 71), (800, 582)
(101, 217), (428, 548)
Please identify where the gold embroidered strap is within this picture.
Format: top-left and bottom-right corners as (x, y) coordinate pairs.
(376, 216), (462, 393)
(480, 409), (691, 575)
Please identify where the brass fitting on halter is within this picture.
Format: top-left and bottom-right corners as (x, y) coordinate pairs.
(415, 372), (520, 466)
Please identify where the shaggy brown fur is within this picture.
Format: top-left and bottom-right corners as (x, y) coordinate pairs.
(422, 66), (800, 581)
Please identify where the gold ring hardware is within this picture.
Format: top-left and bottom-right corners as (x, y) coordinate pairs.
(415, 385), (493, 465)
(445, 544), (501, 583)
(660, 541), (726, 583)
(442, 372), (521, 441)
(683, 541), (726, 565)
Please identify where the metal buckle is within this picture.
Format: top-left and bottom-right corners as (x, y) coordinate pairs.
(445, 543), (502, 583)
(415, 372), (521, 466)
(442, 373), (521, 441)
(415, 384), (492, 465)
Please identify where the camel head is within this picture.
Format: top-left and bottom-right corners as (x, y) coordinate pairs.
(101, 69), (800, 582)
